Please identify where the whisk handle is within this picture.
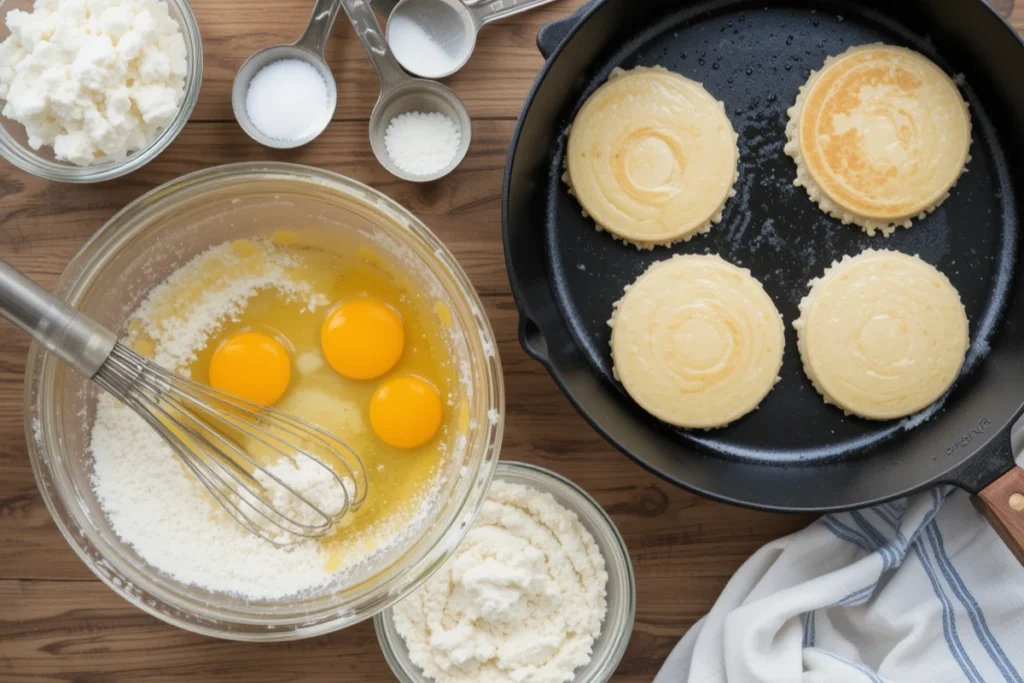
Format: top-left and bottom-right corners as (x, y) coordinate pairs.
(0, 259), (116, 378)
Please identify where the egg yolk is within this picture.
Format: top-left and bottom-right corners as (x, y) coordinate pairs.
(369, 376), (443, 449)
(321, 299), (405, 380)
(209, 332), (291, 406)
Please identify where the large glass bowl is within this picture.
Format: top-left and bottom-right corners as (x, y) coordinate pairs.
(0, 0), (202, 182)
(22, 163), (504, 639)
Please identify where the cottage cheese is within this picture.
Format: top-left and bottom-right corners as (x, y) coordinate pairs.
(393, 480), (608, 683)
(0, 0), (188, 166)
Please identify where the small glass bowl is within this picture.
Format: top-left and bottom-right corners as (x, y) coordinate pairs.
(0, 0), (202, 182)
(374, 460), (636, 683)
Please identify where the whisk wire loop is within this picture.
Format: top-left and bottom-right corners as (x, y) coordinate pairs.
(93, 342), (367, 546)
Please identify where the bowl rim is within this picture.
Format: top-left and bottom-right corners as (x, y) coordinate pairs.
(372, 459), (637, 683)
(0, 0), (203, 183)
(23, 162), (505, 639)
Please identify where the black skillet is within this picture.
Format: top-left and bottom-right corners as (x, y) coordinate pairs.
(502, 0), (1024, 560)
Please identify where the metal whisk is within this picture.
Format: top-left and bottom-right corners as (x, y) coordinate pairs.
(0, 259), (366, 546)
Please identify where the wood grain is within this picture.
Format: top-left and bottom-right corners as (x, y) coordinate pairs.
(0, 121), (807, 681)
(975, 466), (1024, 566)
(0, 1), (1021, 681)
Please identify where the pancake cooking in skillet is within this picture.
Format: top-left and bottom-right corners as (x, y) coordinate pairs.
(785, 44), (972, 236)
(565, 67), (739, 249)
(609, 254), (784, 429)
(794, 249), (969, 420)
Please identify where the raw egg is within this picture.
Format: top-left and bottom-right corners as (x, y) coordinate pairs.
(369, 376), (442, 449)
(322, 299), (405, 380)
(209, 331), (291, 406)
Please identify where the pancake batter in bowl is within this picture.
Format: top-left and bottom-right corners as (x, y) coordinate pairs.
(89, 235), (469, 599)
(785, 44), (972, 236)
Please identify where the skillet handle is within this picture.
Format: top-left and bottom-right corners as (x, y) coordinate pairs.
(536, 0), (598, 58)
(518, 316), (550, 364)
(973, 467), (1024, 565)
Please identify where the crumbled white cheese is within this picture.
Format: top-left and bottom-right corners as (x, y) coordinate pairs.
(0, 0), (188, 166)
(393, 480), (608, 683)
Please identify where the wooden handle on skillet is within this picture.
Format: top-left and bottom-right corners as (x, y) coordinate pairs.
(974, 466), (1024, 565)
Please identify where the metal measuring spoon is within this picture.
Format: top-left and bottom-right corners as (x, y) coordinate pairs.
(386, 0), (559, 79)
(339, 0), (471, 181)
(232, 0), (343, 149)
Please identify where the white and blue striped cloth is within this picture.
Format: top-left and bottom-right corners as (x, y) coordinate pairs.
(655, 428), (1024, 683)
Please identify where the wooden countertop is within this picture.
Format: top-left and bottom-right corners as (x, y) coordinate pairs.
(1, 2), (1021, 680)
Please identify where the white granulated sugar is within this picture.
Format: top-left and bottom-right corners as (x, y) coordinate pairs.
(487, 409), (500, 425)
(249, 457), (354, 544)
(387, 14), (460, 79)
(384, 111), (461, 177)
(245, 58), (329, 142)
(393, 480), (608, 683)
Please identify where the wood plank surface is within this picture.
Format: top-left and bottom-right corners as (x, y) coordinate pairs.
(1, 1), (1021, 681)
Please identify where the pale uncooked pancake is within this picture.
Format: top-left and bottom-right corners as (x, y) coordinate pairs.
(565, 67), (739, 249)
(784, 44), (972, 236)
(794, 250), (969, 420)
(610, 255), (784, 429)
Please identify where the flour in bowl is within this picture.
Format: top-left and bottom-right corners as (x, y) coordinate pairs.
(393, 480), (608, 683)
(89, 239), (458, 599)
(248, 456), (355, 545)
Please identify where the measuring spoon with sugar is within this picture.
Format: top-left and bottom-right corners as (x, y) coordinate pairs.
(339, 0), (472, 181)
(386, 0), (560, 80)
(232, 0), (342, 148)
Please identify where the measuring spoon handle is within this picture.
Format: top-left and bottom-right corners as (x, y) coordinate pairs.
(339, 0), (408, 88)
(472, 0), (560, 26)
(297, 0), (345, 56)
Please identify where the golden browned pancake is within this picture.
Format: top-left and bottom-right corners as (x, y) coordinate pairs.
(794, 249), (969, 420)
(610, 255), (784, 429)
(565, 67), (739, 249)
(785, 45), (972, 236)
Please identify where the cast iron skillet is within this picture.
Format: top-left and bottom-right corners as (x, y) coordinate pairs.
(503, 0), (1024, 559)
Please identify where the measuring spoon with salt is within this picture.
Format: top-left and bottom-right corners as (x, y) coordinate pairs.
(386, 0), (560, 80)
(232, 0), (342, 148)
(340, 0), (472, 181)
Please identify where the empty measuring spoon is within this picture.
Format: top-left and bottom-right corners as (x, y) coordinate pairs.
(339, 0), (471, 181)
(232, 0), (343, 148)
(386, 0), (559, 79)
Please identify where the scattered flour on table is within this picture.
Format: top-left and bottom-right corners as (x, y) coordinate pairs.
(393, 480), (608, 683)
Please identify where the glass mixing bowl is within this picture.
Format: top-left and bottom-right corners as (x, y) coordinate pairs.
(374, 461), (636, 683)
(0, 0), (202, 182)
(22, 163), (504, 639)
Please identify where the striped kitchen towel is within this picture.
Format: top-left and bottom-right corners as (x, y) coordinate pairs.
(655, 433), (1024, 682)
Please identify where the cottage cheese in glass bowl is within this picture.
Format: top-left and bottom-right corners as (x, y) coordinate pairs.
(374, 461), (636, 683)
(0, 0), (202, 182)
